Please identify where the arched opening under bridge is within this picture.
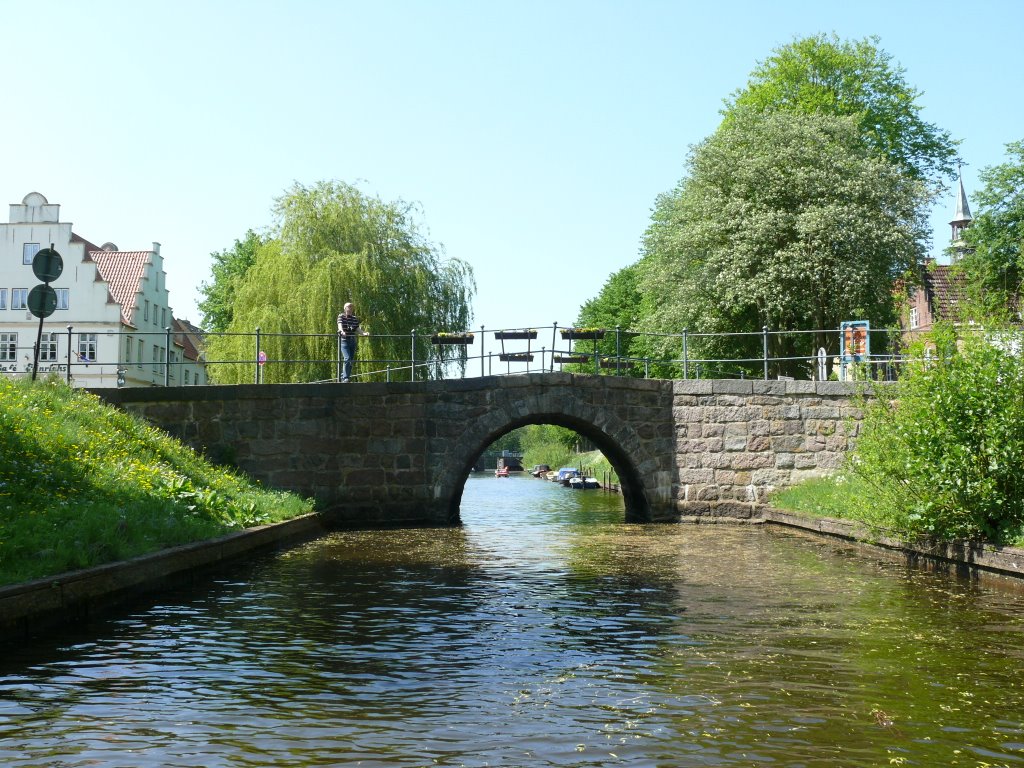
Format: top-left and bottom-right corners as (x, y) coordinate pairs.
(445, 414), (652, 524)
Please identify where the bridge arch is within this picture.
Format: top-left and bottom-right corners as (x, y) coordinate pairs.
(444, 411), (652, 524)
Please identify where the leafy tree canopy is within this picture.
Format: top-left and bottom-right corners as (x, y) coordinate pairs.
(638, 109), (930, 376)
(569, 264), (650, 376)
(724, 33), (958, 191)
(204, 181), (475, 383)
(960, 139), (1024, 312)
(198, 229), (266, 334)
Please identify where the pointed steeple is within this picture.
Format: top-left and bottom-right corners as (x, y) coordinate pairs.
(948, 163), (973, 262)
(949, 164), (973, 246)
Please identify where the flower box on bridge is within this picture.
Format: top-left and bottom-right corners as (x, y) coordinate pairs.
(561, 328), (605, 341)
(499, 353), (534, 362)
(600, 359), (623, 369)
(494, 329), (538, 341)
(430, 333), (475, 345)
(553, 355), (590, 364)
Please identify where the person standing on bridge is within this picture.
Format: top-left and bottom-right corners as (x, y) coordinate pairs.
(337, 302), (368, 383)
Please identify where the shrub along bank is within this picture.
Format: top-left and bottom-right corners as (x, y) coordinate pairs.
(772, 321), (1024, 547)
(0, 377), (314, 586)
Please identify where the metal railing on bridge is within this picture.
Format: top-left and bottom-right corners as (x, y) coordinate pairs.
(0, 321), (968, 388)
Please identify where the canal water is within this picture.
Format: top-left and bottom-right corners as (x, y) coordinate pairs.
(2, 475), (1024, 767)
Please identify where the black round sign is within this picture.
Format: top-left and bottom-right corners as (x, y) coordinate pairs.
(28, 284), (58, 318)
(32, 248), (63, 283)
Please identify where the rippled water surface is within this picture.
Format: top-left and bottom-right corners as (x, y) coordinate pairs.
(3, 475), (1024, 767)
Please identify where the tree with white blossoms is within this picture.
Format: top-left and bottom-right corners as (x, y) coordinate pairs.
(638, 109), (931, 377)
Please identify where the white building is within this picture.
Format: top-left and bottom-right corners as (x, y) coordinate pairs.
(0, 192), (206, 387)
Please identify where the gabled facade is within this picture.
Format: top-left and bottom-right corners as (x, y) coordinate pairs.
(0, 192), (206, 387)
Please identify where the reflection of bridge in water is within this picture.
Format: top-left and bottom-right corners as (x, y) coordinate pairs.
(94, 373), (863, 525)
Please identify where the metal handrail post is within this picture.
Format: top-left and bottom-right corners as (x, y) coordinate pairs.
(410, 329), (417, 382)
(164, 326), (172, 387)
(762, 326), (769, 380)
(682, 328), (688, 380)
(66, 324), (73, 384)
(551, 323), (558, 372)
(480, 325), (485, 378)
(615, 326), (621, 375)
(255, 327), (261, 384)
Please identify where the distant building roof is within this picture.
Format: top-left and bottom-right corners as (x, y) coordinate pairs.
(172, 317), (206, 362)
(922, 263), (967, 322)
(90, 249), (151, 326)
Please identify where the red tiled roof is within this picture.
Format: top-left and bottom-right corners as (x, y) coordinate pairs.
(923, 264), (967, 322)
(172, 317), (206, 361)
(71, 232), (102, 258)
(90, 250), (151, 326)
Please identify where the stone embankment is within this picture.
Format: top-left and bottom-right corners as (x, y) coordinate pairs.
(0, 514), (324, 643)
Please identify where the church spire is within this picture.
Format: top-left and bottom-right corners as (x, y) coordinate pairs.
(948, 163), (973, 262)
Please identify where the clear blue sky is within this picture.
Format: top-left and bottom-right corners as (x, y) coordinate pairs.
(3, 0), (1021, 338)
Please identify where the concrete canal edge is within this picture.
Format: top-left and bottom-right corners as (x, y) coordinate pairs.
(762, 509), (1024, 585)
(0, 513), (325, 643)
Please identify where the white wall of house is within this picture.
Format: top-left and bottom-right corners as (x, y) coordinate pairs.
(0, 192), (206, 387)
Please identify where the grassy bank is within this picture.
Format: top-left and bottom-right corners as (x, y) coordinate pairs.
(771, 470), (1024, 548)
(0, 377), (314, 586)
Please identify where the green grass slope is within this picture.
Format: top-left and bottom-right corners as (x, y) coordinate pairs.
(0, 377), (313, 586)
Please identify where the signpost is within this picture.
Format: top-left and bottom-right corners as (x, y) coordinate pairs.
(839, 320), (870, 382)
(29, 246), (63, 381)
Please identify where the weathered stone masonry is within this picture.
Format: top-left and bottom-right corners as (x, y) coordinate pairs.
(670, 379), (862, 519)
(93, 374), (866, 526)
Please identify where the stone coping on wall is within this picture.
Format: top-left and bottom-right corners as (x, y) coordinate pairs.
(763, 509), (1024, 583)
(0, 513), (325, 643)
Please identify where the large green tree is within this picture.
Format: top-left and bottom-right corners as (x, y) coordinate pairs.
(638, 110), (930, 377)
(959, 139), (1024, 312)
(198, 230), (266, 334)
(204, 181), (475, 383)
(724, 33), (958, 191)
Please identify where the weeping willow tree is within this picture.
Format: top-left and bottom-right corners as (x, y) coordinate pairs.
(204, 181), (475, 383)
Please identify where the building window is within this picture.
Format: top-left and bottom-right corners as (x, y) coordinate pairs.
(39, 332), (58, 362)
(125, 336), (133, 363)
(0, 333), (16, 362)
(161, 307), (167, 327)
(78, 333), (97, 363)
(0, 289), (6, 310)
(184, 370), (190, 385)
(23, 243), (40, 265)
(909, 306), (920, 329)
(144, 300), (150, 322)
(137, 339), (144, 368)
(152, 344), (160, 373)
(55, 288), (69, 310)
(12, 289), (28, 310)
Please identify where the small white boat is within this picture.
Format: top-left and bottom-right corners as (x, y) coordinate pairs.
(568, 476), (601, 490)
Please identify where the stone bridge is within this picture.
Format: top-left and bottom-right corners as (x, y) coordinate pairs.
(93, 374), (865, 526)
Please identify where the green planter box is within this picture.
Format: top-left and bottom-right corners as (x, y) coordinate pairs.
(494, 330), (538, 340)
(561, 328), (605, 340)
(431, 334), (475, 345)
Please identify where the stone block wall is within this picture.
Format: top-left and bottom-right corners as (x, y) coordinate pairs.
(672, 379), (866, 518)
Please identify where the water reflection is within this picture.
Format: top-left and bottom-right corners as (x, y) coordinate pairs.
(1, 474), (1023, 766)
